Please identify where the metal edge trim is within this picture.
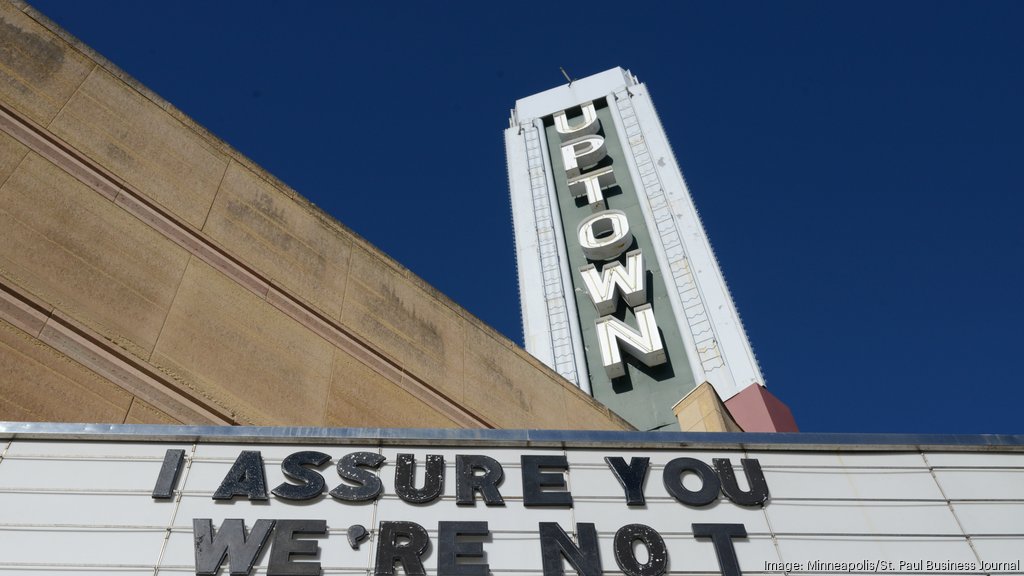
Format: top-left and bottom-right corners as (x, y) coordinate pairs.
(0, 422), (1022, 451)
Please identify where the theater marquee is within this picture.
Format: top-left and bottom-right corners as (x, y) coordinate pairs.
(0, 425), (1021, 575)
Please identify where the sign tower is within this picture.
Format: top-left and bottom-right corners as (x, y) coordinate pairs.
(506, 68), (795, 432)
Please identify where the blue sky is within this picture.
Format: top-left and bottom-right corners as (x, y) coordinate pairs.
(30, 1), (1024, 434)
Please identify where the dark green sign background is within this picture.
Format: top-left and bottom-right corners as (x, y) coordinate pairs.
(545, 100), (696, 431)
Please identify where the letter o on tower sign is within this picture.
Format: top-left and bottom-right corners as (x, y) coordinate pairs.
(578, 210), (633, 261)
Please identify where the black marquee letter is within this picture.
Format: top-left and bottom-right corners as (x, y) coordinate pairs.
(613, 524), (667, 576)
(522, 455), (572, 507)
(267, 519), (326, 576)
(455, 455), (505, 506)
(692, 523), (747, 576)
(662, 457), (719, 506)
(394, 453), (445, 504)
(438, 521), (489, 576)
(193, 518), (274, 576)
(330, 451), (386, 502)
(152, 448), (185, 499)
(272, 451), (331, 501)
(375, 521), (430, 576)
(539, 522), (601, 576)
(604, 457), (649, 506)
(213, 451), (269, 501)
(713, 459), (769, 507)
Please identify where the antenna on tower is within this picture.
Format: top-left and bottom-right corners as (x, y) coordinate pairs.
(560, 67), (574, 86)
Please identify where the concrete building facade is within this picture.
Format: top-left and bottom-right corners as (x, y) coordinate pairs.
(0, 1), (630, 431)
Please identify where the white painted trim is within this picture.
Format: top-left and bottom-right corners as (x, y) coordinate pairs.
(505, 127), (552, 368)
(627, 85), (765, 396)
(534, 120), (591, 394)
(513, 68), (636, 122)
(506, 120), (589, 392)
(605, 89), (709, 390)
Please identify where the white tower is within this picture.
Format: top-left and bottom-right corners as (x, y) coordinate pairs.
(506, 68), (793, 431)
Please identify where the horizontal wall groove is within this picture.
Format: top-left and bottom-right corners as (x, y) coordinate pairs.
(0, 276), (233, 425)
(0, 101), (491, 430)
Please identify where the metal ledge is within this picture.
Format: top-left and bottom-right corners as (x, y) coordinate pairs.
(1, 422), (1022, 451)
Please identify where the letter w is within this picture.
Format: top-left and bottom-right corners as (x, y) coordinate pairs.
(579, 250), (646, 315)
(194, 518), (275, 576)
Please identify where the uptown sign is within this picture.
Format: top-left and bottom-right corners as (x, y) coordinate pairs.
(554, 102), (667, 378)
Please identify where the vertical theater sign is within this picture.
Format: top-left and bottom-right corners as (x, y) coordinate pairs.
(555, 101), (667, 380)
(507, 68), (770, 431)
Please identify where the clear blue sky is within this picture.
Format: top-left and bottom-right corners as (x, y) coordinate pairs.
(30, 1), (1024, 434)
